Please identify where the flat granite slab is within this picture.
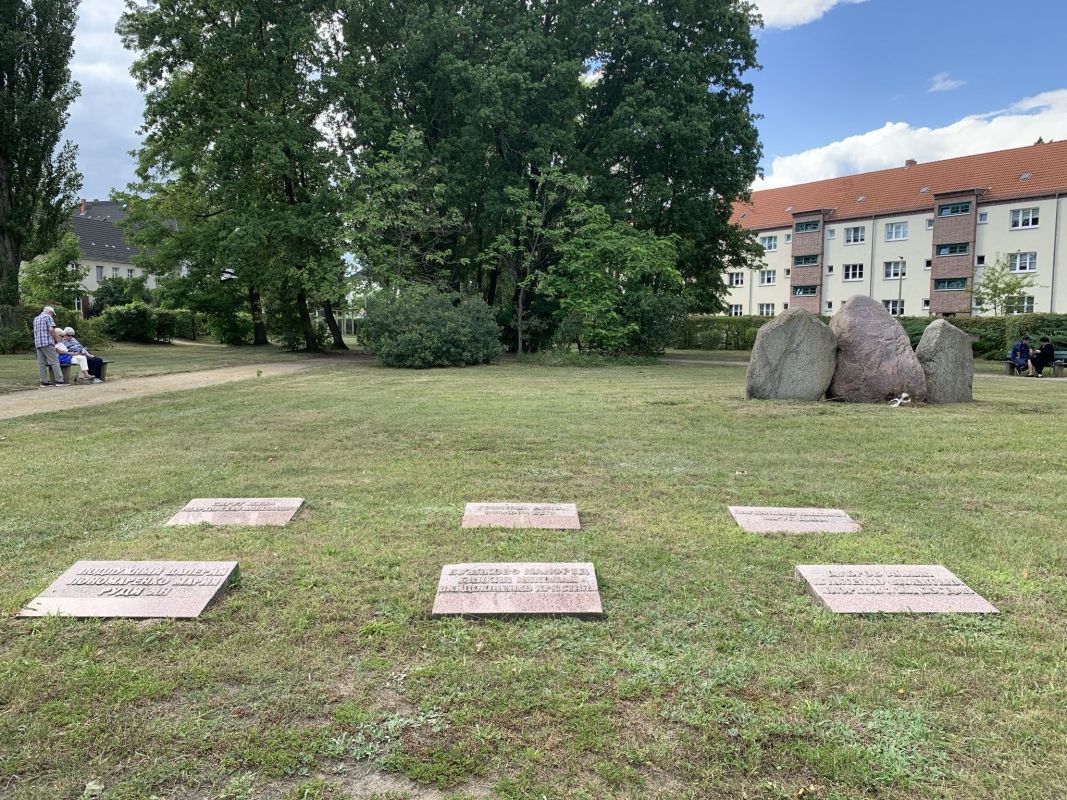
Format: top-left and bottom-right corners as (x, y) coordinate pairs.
(432, 562), (602, 617)
(18, 560), (239, 618)
(796, 564), (998, 614)
(167, 498), (304, 526)
(730, 506), (860, 534)
(461, 503), (580, 530)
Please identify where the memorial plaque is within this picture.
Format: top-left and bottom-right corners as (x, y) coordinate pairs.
(729, 506), (860, 534)
(18, 560), (239, 618)
(461, 503), (580, 530)
(432, 562), (602, 616)
(795, 564), (998, 614)
(166, 497), (304, 526)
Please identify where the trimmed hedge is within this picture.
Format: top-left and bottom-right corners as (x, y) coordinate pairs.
(682, 314), (829, 350)
(99, 301), (158, 343)
(0, 304), (109, 353)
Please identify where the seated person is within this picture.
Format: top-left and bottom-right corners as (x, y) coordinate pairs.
(1009, 336), (1031, 375)
(1028, 336), (1056, 377)
(62, 327), (105, 383)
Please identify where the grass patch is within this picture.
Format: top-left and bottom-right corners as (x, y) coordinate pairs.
(518, 350), (660, 368)
(1, 358), (1065, 798)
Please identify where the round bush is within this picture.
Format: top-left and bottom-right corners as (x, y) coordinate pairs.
(98, 301), (158, 342)
(363, 285), (503, 368)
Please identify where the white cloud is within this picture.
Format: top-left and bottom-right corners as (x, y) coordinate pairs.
(928, 72), (966, 93)
(756, 89), (1067, 189)
(755, 0), (868, 29)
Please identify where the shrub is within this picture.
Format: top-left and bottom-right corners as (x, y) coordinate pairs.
(98, 301), (158, 342)
(681, 315), (781, 350)
(173, 309), (198, 340)
(205, 311), (254, 346)
(0, 327), (32, 354)
(0, 305), (109, 352)
(363, 285), (503, 368)
(1004, 313), (1067, 354)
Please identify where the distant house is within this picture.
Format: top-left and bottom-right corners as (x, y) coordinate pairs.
(70, 199), (156, 316)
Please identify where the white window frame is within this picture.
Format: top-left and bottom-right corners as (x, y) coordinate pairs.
(728, 304), (743, 317)
(793, 286), (818, 297)
(977, 211), (988, 224)
(827, 228), (836, 240)
(784, 233), (792, 243)
(883, 299), (904, 316)
(74, 297), (82, 312)
(727, 272), (744, 287)
(759, 235), (778, 252)
(1010, 207), (1039, 229)
(842, 263), (864, 281)
(1009, 252), (1037, 272)
(759, 269), (776, 286)
(96, 266), (104, 281)
(936, 243), (969, 257)
(825, 300), (833, 310)
(127, 268), (135, 278)
(112, 267), (119, 277)
(885, 222), (908, 241)
(937, 202), (971, 217)
(844, 226), (865, 245)
(1005, 296), (1035, 314)
(883, 260), (906, 279)
(925, 218), (934, 230)
(922, 298), (931, 310)
(757, 303), (775, 316)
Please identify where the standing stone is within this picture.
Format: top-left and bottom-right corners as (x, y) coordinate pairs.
(828, 296), (927, 403)
(915, 319), (973, 403)
(745, 309), (837, 400)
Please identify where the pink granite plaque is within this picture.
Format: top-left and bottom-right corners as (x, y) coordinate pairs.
(461, 503), (580, 530)
(18, 560), (239, 618)
(729, 506), (860, 534)
(795, 565), (998, 614)
(166, 497), (304, 526)
(432, 562), (602, 616)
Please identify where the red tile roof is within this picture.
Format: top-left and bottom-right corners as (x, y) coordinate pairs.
(731, 140), (1067, 231)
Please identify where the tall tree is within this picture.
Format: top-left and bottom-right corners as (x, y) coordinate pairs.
(0, 0), (82, 305)
(119, 0), (345, 351)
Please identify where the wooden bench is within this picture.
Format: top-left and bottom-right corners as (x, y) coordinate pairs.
(1003, 350), (1066, 378)
(60, 359), (111, 383)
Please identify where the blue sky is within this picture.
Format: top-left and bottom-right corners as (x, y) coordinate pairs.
(69, 0), (1067, 198)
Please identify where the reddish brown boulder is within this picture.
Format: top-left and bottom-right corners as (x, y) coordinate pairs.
(828, 295), (927, 403)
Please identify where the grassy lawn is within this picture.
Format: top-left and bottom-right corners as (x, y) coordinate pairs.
(1, 359), (1065, 799)
(0, 341), (314, 394)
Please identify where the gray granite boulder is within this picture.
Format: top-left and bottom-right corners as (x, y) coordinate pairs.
(916, 319), (973, 403)
(828, 295), (928, 403)
(746, 309), (837, 400)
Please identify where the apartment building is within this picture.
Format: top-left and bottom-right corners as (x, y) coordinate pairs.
(725, 140), (1067, 317)
(70, 199), (155, 315)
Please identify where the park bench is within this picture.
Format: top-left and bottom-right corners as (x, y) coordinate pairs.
(60, 360), (112, 384)
(1002, 350), (1066, 378)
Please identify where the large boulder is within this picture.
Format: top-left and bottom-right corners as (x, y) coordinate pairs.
(916, 319), (973, 403)
(828, 295), (928, 403)
(746, 308), (837, 400)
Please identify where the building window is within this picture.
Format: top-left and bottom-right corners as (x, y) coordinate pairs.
(938, 201), (971, 216)
(729, 304), (743, 317)
(844, 226), (865, 244)
(74, 297), (82, 312)
(758, 303), (775, 316)
(727, 272), (744, 287)
(826, 264), (834, 275)
(885, 222), (908, 241)
(793, 285), (818, 296)
(127, 268), (135, 278)
(784, 233), (792, 243)
(784, 268), (791, 277)
(843, 263), (863, 281)
(924, 259), (932, 270)
(795, 220), (820, 233)
(759, 235), (778, 252)
(825, 301), (833, 310)
(925, 218), (934, 230)
(936, 243), (969, 256)
(783, 303), (789, 310)
(759, 270), (776, 286)
(934, 278), (968, 291)
(794, 255), (818, 267)
(976, 255), (986, 266)
(977, 211), (988, 224)
(96, 266), (104, 281)
(112, 267), (119, 277)
(1006, 296), (1035, 314)
(922, 298), (931, 310)
(883, 260), (906, 279)
(883, 299), (904, 316)
(1009, 252), (1037, 272)
(1010, 207), (1039, 228)
(827, 228), (836, 239)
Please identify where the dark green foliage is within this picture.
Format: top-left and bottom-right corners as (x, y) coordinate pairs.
(363, 285), (503, 368)
(1003, 313), (1067, 354)
(0, 0), (82, 304)
(17, 231), (86, 307)
(266, 298), (329, 351)
(89, 276), (153, 316)
(205, 311), (254, 346)
(0, 326), (32, 353)
(0, 303), (107, 352)
(98, 301), (158, 343)
(898, 316), (1007, 358)
(681, 314), (778, 350)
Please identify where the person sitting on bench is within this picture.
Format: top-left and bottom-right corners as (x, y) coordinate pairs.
(1028, 336), (1055, 377)
(62, 327), (105, 383)
(1009, 336), (1031, 375)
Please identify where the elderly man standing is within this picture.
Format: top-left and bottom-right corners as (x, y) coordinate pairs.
(33, 305), (67, 387)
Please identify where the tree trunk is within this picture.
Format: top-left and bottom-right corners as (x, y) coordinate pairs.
(247, 285), (269, 345)
(0, 156), (21, 305)
(485, 266), (500, 306)
(321, 299), (348, 349)
(516, 283), (526, 356)
(296, 289), (320, 352)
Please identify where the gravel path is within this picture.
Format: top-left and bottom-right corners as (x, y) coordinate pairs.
(0, 359), (331, 421)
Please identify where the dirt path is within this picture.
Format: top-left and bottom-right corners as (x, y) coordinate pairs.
(0, 359), (333, 421)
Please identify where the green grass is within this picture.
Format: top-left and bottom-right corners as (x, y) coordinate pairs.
(0, 340), (312, 394)
(1, 358), (1065, 799)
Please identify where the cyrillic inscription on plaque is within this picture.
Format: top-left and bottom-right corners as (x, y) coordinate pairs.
(432, 562), (602, 616)
(167, 497), (304, 526)
(18, 560), (240, 618)
(461, 503), (580, 530)
(795, 565), (998, 614)
(729, 506), (860, 534)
